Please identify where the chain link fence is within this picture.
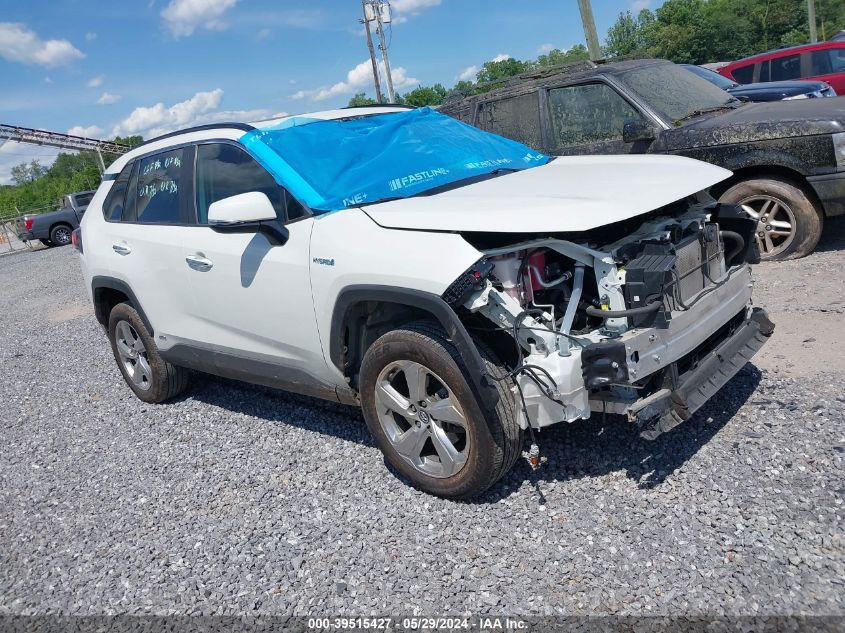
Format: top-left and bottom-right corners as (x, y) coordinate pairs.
(0, 205), (53, 255)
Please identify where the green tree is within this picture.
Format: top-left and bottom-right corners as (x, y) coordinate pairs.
(348, 92), (378, 106)
(537, 44), (590, 67)
(475, 57), (533, 84)
(402, 83), (448, 107)
(10, 160), (48, 185)
(604, 10), (655, 58)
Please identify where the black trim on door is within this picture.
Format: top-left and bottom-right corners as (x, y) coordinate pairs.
(91, 276), (155, 335)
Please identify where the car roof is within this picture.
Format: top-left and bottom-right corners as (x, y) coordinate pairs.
(106, 105), (411, 176)
(440, 57), (671, 116)
(725, 40), (845, 67)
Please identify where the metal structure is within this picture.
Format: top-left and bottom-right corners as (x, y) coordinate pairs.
(0, 124), (130, 172)
(577, 0), (603, 62)
(361, 0), (396, 103)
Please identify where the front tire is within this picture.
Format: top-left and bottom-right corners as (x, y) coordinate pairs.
(359, 321), (522, 499)
(107, 303), (189, 403)
(39, 239), (54, 247)
(718, 177), (823, 260)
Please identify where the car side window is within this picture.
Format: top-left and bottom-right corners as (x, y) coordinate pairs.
(731, 64), (754, 84)
(548, 83), (644, 148)
(770, 54), (801, 81)
(194, 142), (306, 224)
(476, 92), (542, 150)
(126, 148), (190, 224)
(102, 162), (134, 221)
(811, 49), (845, 75)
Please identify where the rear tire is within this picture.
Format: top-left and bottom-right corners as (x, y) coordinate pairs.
(107, 303), (189, 403)
(49, 224), (73, 247)
(359, 321), (522, 499)
(718, 177), (823, 260)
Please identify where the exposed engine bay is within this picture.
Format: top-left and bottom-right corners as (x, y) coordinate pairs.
(443, 196), (774, 440)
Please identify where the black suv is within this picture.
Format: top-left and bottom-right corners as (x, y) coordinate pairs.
(440, 58), (845, 260)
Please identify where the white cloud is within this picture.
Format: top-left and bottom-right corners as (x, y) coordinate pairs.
(491, 53), (511, 63)
(85, 32), (97, 41)
(389, 0), (440, 23)
(456, 65), (477, 82)
(0, 22), (84, 67)
(67, 125), (104, 138)
(43, 76), (52, 84)
(630, 0), (650, 11)
(161, 0), (238, 37)
(97, 92), (122, 105)
(87, 75), (104, 88)
(113, 89), (225, 137)
(0, 142), (61, 186)
(538, 43), (556, 54)
(255, 27), (271, 41)
(294, 59), (417, 102)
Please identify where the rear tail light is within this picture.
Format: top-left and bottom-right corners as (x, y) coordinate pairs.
(71, 227), (83, 254)
(24, 217), (34, 231)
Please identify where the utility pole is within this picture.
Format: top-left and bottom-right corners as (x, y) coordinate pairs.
(373, 1), (396, 103)
(361, 0), (384, 103)
(807, 0), (818, 42)
(577, 0), (603, 61)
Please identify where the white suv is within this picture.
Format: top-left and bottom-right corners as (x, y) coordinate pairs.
(77, 106), (773, 498)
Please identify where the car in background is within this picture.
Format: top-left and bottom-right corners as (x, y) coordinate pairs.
(719, 41), (845, 95)
(16, 190), (95, 247)
(440, 58), (845, 260)
(682, 63), (836, 101)
(831, 31), (845, 42)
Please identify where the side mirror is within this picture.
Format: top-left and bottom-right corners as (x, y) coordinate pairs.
(622, 120), (656, 144)
(208, 192), (288, 246)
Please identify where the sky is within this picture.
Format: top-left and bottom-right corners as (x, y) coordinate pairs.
(0, 0), (660, 184)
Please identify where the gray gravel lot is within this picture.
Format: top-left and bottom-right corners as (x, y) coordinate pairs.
(1, 225), (843, 617)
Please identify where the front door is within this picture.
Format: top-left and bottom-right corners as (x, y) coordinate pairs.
(177, 141), (336, 393)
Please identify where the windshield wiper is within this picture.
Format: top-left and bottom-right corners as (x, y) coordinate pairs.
(674, 100), (741, 125)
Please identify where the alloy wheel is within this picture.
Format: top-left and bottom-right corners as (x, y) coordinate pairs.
(374, 360), (469, 479)
(53, 227), (71, 245)
(115, 320), (152, 391)
(739, 195), (796, 258)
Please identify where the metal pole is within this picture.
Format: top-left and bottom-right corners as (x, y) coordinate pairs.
(374, 2), (396, 103)
(807, 0), (818, 43)
(361, 2), (384, 103)
(95, 147), (106, 173)
(577, 0), (603, 61)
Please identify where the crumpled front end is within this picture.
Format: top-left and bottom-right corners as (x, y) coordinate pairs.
(445, 197), (773, 439)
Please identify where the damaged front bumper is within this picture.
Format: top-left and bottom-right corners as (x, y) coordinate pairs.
(514, 264), (773, 439)
(624, 306), (773, 439)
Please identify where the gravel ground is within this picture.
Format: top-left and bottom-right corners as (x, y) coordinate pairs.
(0, 224), (843, 617)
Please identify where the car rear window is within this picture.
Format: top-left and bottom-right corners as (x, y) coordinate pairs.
(771, 54), (801, 81)
(811, 49), (845, 75)
(731, 64), (754, 84)
(74, 192), (94, 207)
(125, 147), (191, 224)
(476, 92), (543, 150)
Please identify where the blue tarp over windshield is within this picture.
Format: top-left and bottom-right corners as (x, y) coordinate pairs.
(240, 107), (549, 212)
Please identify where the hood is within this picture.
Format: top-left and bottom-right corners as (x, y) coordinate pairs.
(665, 98), (845, 150)
(728, 80), (831, 101)
(361, 154), (730, 233)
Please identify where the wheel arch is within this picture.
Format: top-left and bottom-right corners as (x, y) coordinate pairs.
(710, 165), (824, 213)
(330, 285), (498, 410)
(91, 276), (154, 335)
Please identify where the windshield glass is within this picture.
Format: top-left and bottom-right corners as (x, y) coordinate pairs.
(682, 64), (738, 90)
(619, 63), (737, 123)
(240, 107), (549, 212)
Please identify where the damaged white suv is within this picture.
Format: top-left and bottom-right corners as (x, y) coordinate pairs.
(76, 106), (773, 498)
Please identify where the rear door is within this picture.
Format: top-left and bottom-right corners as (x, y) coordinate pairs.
(806, 45), (845, 94)
(176, 141), (335, 389)
(99, 146), (197, 340)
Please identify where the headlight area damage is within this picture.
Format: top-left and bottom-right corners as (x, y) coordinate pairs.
(443, 199), (774, 441)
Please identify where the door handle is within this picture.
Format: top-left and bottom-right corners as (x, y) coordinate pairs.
(185, 254), (213, 271)
(112, 243), (131, 255)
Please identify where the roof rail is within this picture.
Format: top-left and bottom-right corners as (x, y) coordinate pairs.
(136, 122), (255, 148)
